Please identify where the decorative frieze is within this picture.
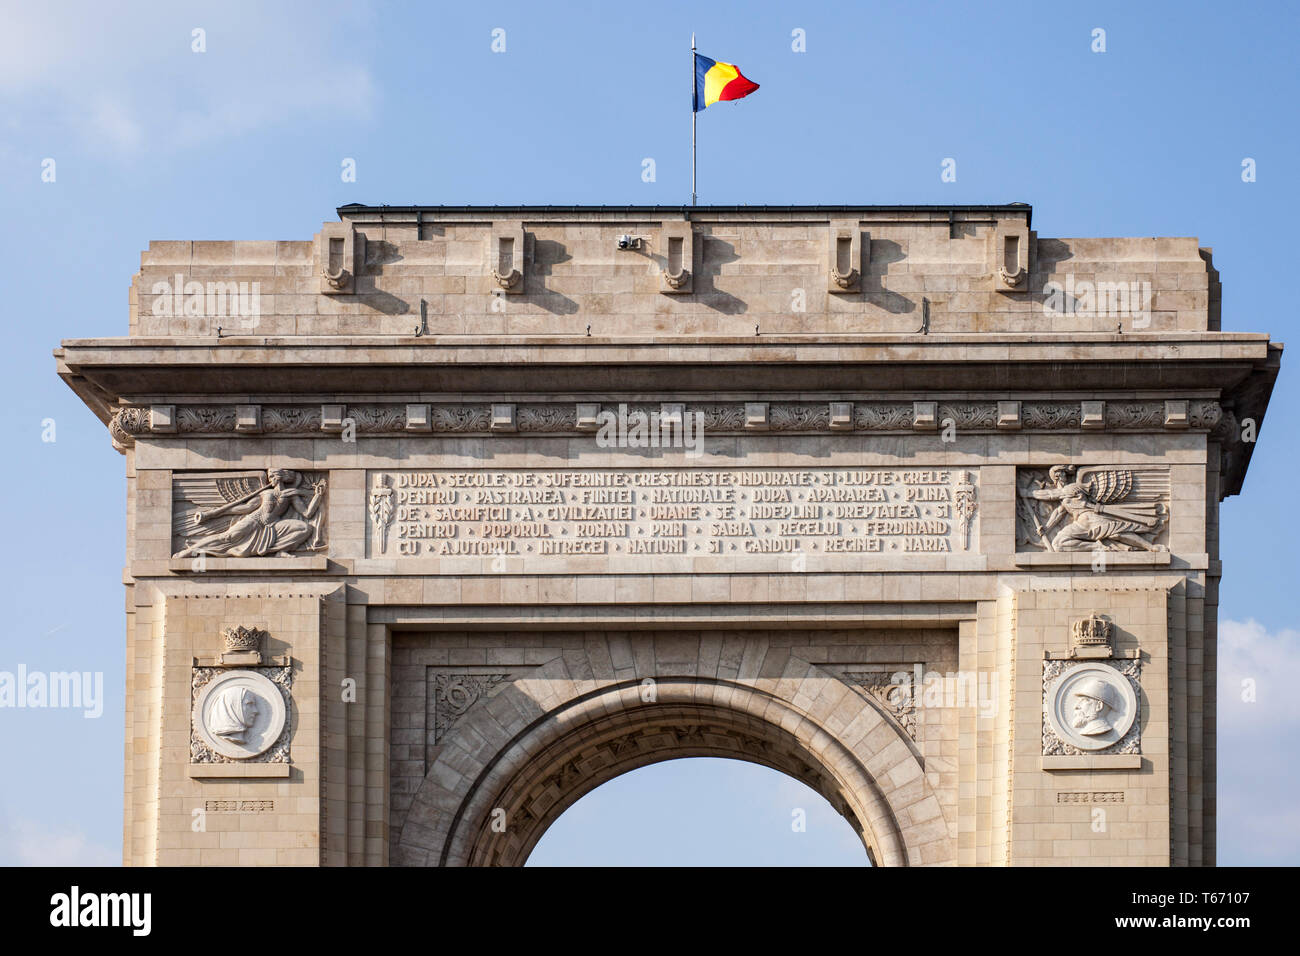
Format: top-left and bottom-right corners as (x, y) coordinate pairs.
(263, 406), (321, 432)
(177, 405), (237, 433)
(517, 404), (577, 432)
(769, 403), (830, 431)
(351, 405), (406, 432)
(936, 403), (996, 429)
(104, 398), (1227, 447)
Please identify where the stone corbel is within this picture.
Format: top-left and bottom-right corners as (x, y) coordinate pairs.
(827, 220), (863, 292)
(315, 222), (363, 295)
(108, 406), (149, 453)
(490, 221), (526, 293)
(993, 220), (1031, 291)
(658, 221), (694, 294)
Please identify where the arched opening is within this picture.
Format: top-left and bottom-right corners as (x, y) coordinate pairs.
(444, 685), (908, 867)
(393, 641), (956, 867)
(525, 757), (872, 866)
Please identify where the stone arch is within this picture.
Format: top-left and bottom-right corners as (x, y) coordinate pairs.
(395, 639), (955, 866)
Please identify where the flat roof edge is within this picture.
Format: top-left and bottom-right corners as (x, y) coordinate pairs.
(336, 202), (1033, 226)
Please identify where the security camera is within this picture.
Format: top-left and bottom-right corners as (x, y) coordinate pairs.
(617, 234), (633, 250)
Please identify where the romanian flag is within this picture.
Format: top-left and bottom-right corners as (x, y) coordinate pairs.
(694, 54), (759, 112)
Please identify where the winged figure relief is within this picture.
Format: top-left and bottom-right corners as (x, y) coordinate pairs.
(172, 468), (327, 558)
(1017, 465), (1169, 552)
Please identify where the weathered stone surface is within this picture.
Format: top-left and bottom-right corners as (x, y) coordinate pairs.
(54, 204), (1281, 867)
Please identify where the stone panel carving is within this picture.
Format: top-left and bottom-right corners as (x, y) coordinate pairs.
(172, 469), (327, 558)
(953, 471), (977, 550)
(854, 403), (913, 430)
(517, 404), (577, 432)
(191, 666), (291, 762)
(769, 403), (832, 431)
(843, 670), (919, 741)
(1189, 399), (1223, 430)
(1021, 402), (1081, 430)
(430, 672), (509, 743)
(1104, 402), (1165, 430)
(177, 405), (239, 433)
(369, 473), (395, 554)
(1042, 659), (1141, 755)
(351, 405), (407, 432)
(262, 406), (321, 433)
(697, 404), (746, 430)
(430, 405), (492, 432)
(1016, 465), (1169, 552)
(937, 403), (997, 429)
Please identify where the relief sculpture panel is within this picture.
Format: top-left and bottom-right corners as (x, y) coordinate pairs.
(1016, 465), (1169, 553)
(172, 468), (328, 558)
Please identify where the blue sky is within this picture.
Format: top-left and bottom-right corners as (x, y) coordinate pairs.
(1, 0), (1296, 865)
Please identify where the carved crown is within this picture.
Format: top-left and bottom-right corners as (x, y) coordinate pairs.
(223, 625), (265, 654)
(1071, 613), (1112, 648)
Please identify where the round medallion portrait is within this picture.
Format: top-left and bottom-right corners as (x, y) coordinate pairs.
(194, 670), (287, 759)
(1045, 664), (1138, 752)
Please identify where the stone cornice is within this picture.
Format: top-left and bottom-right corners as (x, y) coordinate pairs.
(57, 334), (1278, 410)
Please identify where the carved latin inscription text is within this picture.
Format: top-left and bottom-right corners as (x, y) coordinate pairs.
(367, 467), (979, 565)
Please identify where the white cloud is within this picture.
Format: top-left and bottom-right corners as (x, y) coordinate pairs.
(1217, 618), (1300, 865)
(1219, 618), (1300, 729)
(0, 817), (118, 867)
(0, 0), (377, 155)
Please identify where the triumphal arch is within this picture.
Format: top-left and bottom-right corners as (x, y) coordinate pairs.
(56, 203), (1279, 866)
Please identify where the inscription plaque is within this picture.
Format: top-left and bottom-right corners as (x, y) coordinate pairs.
(366, 467), (980, 570)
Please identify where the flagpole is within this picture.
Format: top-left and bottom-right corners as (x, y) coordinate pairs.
(691, 32), (697, 206)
